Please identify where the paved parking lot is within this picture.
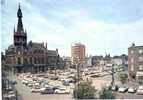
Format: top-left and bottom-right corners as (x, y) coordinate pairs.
(8, 69), (143, 99)
(13, 75), (73, 100)
(115, 91), (143, 99)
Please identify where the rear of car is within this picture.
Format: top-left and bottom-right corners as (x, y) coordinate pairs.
(128, 87), (136, 93)
(118, 86), (128, 93)
(40, 87), (54, 94)
(137, 86), (143, 95)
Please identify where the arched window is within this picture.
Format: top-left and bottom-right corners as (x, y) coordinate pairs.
(30, 57), (32, 64)
(42, 57), (44, 64)
(23, 58), (28, 64)
(18, 57), (21, 64)
(34, 57), (37, 64)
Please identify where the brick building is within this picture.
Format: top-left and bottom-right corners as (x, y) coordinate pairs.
(128, 43), (143, 81)
(71, 43), (85, 65)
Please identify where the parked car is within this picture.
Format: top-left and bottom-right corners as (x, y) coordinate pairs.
(22, 80), (28, 85)
(109, 85), (119, 91)
(118, 86), (128, 93)
(63, 81), (70, 86)
(32, 83), (41, 89)
(7, 90), (16, 100)
(40, 87), (54, 94)
(50, 76), (58, 80)
(55, 87), (70, 94)
(31, 88), (40, 93)
(84, 72), (89, 75)
(27, 83), (34, 87)
(51, 85), (61, 90)
(90, 74), (100, 78)
(128, 87), (136, 93)
(10, 80), (17, 85)
(6, 86), (13, 91)
(44, 74), (49, 78)
(137, 86), (143, 95)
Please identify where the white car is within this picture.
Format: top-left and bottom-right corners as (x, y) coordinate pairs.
(55, 88), (70, 94)
(31, 88), (40, 93)
(137, 86), (143, 95)
(22, 80), (28, 85)
(128, 87), (136, 93)
(118, 86), (128, 93)
(7, 91), (16, 100)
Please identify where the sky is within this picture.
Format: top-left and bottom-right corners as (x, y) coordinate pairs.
(1, 0), (143, 57)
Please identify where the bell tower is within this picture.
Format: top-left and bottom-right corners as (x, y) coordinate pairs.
(14, 3), (27, 48)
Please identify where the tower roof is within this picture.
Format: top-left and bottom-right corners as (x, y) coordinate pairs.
(17, 3), (24, 33)
(17, 3), (22, 18)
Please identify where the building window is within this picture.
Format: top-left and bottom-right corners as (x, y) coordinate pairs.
(17, 57), (21, 64)
(30, 57), (32, 64)
(131, 50), (134, 54)
(18, 51), (20, 55)
(131, 64), (134, 71)
(42, 57), (44, 64)
(139, 56), (143, 62)
(139, 49), (143, 54)
(23, 58), (27, 64)
(34, 57), (37, 64)
(131, 58), (134, 63)
(139, 65), (143, 71)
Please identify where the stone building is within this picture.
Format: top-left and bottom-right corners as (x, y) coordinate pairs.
(91, 56), (104, 66)
(128, 43), (143, 81)
(111, 56), (123, 66)
(4, 4), (60, 73)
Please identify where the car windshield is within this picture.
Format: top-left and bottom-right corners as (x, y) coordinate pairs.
(60, 88), (65, 91)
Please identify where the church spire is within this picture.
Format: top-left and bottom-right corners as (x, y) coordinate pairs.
(17, 3), (24, 33)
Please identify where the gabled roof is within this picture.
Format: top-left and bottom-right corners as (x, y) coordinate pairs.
(27, 41), (48, 53)
(47, 50), (57, 56)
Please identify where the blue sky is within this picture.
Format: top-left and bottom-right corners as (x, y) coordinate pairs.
(1, 0), (143, 56)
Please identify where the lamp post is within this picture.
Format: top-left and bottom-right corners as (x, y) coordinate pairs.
(55, 54), (59, 76)
(75, 58), (81, 98)
(77, 63), (80, 91)
(111, 64), (115, 86)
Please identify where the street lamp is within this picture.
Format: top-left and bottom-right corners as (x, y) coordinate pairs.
(75, 58), (80, 98)
(55, 54), (59, 76)
(111, 64), (115, 86)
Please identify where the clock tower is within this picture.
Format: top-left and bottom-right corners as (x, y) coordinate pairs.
(14, 4), (27, 49)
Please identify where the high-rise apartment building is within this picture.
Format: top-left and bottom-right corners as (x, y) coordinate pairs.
(71, 43), (85, 65)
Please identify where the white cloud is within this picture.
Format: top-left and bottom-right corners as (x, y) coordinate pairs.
(2, 0), (143, 57)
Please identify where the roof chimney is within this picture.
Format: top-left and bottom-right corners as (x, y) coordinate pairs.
(132, 43), (135, 47)
(56, 48), (58, 53)
(45, 42), (47, 49)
